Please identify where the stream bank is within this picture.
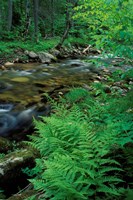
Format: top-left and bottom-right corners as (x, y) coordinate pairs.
(0, 50), (133, 199)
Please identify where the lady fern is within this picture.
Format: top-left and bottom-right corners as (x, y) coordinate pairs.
(25, 87), (132, 200)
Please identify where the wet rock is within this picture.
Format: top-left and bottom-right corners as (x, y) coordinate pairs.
(50, 48), (60, 57)
(94, 80), (100, 83)
(0, 149), (36, 198)
(129, 81), (133, 85)
(113, 81), (123, 86)
(7, 189), (36, 200)
(38, 52), (57, 63)
(0, 149), (35, 178)
(0, 65), (6, 70)
(82, 84), (93, 91)
(4, 62), (14, 67)
(24, 50), (29, 55)
(28, 51), (38, 59)
(111, 86), (124, 94)
(0, 81), (13, 92)
(11, 77), (30, 83)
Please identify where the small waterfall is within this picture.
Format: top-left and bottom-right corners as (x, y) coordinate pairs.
(0, 104), (14, 113)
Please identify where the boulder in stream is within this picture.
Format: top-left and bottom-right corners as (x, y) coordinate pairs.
(4, 62), (14, 67)
(28, 51), (38, 59)
(38, 51), (57, 63)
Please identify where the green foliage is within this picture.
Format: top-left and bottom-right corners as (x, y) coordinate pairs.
(64, 36), (89, 48)
(26, 87), (133, 199)
(1, 0), (133, 58)
(0, 153), (5, 159)
(109, 68), (133, 84)
(74, 0), (133, 59)
(0, 38), (59, 57)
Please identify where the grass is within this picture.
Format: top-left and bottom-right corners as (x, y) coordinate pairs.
(0, 37), (60, 57)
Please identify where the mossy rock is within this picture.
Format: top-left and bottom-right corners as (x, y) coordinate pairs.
(11, 77), (30, 82)
(7, 190), (37, 200)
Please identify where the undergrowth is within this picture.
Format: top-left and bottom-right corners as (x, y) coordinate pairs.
(0, 38), (59, 57)
(25, 85), (133, 200)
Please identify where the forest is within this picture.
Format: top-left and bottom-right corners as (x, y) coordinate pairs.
(0, 0), (133, 199)
(0, 0), (133, 57)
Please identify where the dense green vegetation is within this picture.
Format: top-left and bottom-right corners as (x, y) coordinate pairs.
(0, 0), (133, 59)
(74, 0), (133, 58)
(25, 83), (133, 200)
(0, 0), (133, 199)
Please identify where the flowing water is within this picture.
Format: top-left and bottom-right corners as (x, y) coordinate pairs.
(0, 56), (131, 138)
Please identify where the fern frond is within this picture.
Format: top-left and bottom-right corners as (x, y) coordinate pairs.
(99, 167), (123, 175)
(97, 185), (121, 196)
(65, 87), (89, 103)
(26, 87), (131, 199)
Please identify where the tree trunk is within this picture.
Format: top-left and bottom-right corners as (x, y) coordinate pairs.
(56, 0), (78, 49)
(51, 0), (54, 37)
(0, 5), (2, 33)
(7, 0), (13, 31)
(33, 0), (39, 42)
(23, 0), (31, 38)
(56, 0), (71, 49)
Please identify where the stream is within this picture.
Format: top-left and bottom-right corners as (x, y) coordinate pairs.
(0, 55), (133, 199)
(0, 55), (131, 139)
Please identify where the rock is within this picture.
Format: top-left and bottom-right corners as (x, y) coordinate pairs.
(82, 84), (93, 91)
(28, 51), (38, 59)
(103, 68), (110, 73)
(111, 86), (124, 94)
(94, 80), (100, 83)
(4, 62), (14, 67)
(38, 52), (57, 63)
(24, 50), (29, 55)
(129, 81), (133, 85)
(0, 81), (13, 92)
(113, 81), (122, 86)
(0, 65), (6, 70)
(7, 189), (36, 200)
(11, 77), (30, 83)
(50, 48), (60, 57)
(0, 149), (35, 178)
(13, 57), (19, 63)
(0, 149), (36, 196)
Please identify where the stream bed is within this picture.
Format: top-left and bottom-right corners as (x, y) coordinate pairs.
(0, 56), (132, 139)
(0, 55), (133, 199)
